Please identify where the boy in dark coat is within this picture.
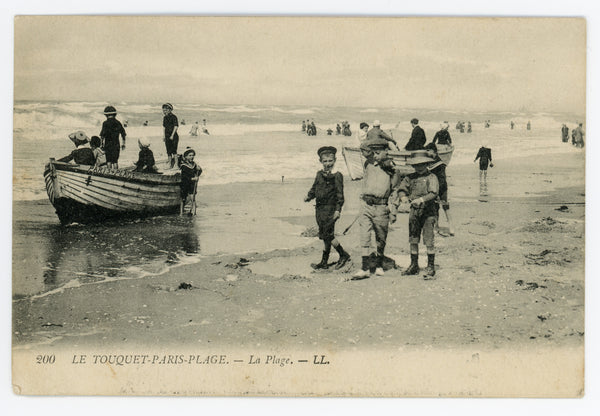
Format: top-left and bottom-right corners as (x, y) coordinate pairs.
(404, 118), (426, 150)
(304, 146), (350, 270)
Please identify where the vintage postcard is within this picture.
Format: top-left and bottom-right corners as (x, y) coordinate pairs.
(12, 16), (585, 396)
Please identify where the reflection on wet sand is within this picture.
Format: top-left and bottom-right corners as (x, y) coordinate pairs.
(14, 212), (201, 298)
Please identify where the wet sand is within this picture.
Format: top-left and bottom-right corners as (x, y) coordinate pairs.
(12, 150), (585, 352)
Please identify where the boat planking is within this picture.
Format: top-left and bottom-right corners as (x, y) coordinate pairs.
(44, 159), (182, 225)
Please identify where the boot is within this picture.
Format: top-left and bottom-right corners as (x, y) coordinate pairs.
(402, 254), (420, 275)
(352, 256), (371, 279)
(334, 247), (351, 270)
(369, 252), (377, 274)
(311, 251), (330, 270)
(424, 254), (436, 279)
(375, 255), (385, 276)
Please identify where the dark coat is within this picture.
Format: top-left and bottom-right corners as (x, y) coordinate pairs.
(405, 125), (426, 150)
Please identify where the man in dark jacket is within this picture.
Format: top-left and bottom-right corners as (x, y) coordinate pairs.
(404, 118), (426, 151)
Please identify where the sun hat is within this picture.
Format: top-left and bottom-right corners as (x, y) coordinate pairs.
(317, 146), (337, 158)
(406, 154), (435, 165)
(441, 122), (449, 130)
(68, 131), (89, 145)
(373, 120), (381, 127)
(183, 147), (195, 158)
(138, 137), (151, 148)
(103, 106), (117, 115)
(162, 103), (174, 110)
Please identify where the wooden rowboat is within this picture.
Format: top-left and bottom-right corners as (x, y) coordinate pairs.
(341, 144), (455, 180)
(44, 159), (182, 225)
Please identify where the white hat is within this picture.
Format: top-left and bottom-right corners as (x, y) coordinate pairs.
(138, 137), (151, 148)
(373, 120), (381, 127)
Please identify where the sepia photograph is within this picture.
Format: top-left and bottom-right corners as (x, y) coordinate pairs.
(8, 10), (591, 400)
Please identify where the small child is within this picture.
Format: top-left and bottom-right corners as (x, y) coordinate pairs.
(134, 138), (158, 173)
(180, 148), (202, 215)
(90, 136), (107, 167)
(474, 144), (493, 185)
(58, 131), (95, 165)
(304, 146), (350, 270)
(397, 155), (439, 279)
(99, 105), (127, 169)
(162, 103), (179, 168)
(353, 138), (401, 279)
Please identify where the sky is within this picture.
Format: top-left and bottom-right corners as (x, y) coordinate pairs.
(14, 16), (586, 113)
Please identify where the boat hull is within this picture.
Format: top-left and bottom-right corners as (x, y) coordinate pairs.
(342, 144), (455, 180)
(44, 160), (183, 225)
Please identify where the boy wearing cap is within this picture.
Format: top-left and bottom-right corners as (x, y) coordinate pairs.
(59, 131), (96, 165)
(180, 148), (202, 215)
(397, 155), (439, 278)
(134, 138), (158, 173)
(353, 138), (401, 279)
(304, 146), (351, 270)
(100, 106), (127, 169)
(162, 103), (180, 168)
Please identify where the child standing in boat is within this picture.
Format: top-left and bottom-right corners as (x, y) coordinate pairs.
(162, 103), (179, 168)
(100, 105), (127, 170)
(180, 148), (202, 215)
(304, 146), (351, 270)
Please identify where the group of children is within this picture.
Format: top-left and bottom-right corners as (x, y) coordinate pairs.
(305, 133), (448, 280)
(60, 103), (202, 215)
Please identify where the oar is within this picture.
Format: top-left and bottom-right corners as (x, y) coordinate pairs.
(190, 174), (200, 216)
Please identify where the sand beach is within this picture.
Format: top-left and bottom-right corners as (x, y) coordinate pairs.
(13, 148), (584, 347)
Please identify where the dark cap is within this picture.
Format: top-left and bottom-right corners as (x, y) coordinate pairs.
(162, 103), (174, 110)
(317, 146), (337, 158)
(359, 122), (369, 129)
(183, 147), (195, 157)
(410, 118), (419, 125)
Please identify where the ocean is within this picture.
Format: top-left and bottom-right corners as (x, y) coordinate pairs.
(12, 101), (584, 298)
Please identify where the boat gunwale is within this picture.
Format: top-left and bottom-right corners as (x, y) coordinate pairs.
(45, 160), (181, 186)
